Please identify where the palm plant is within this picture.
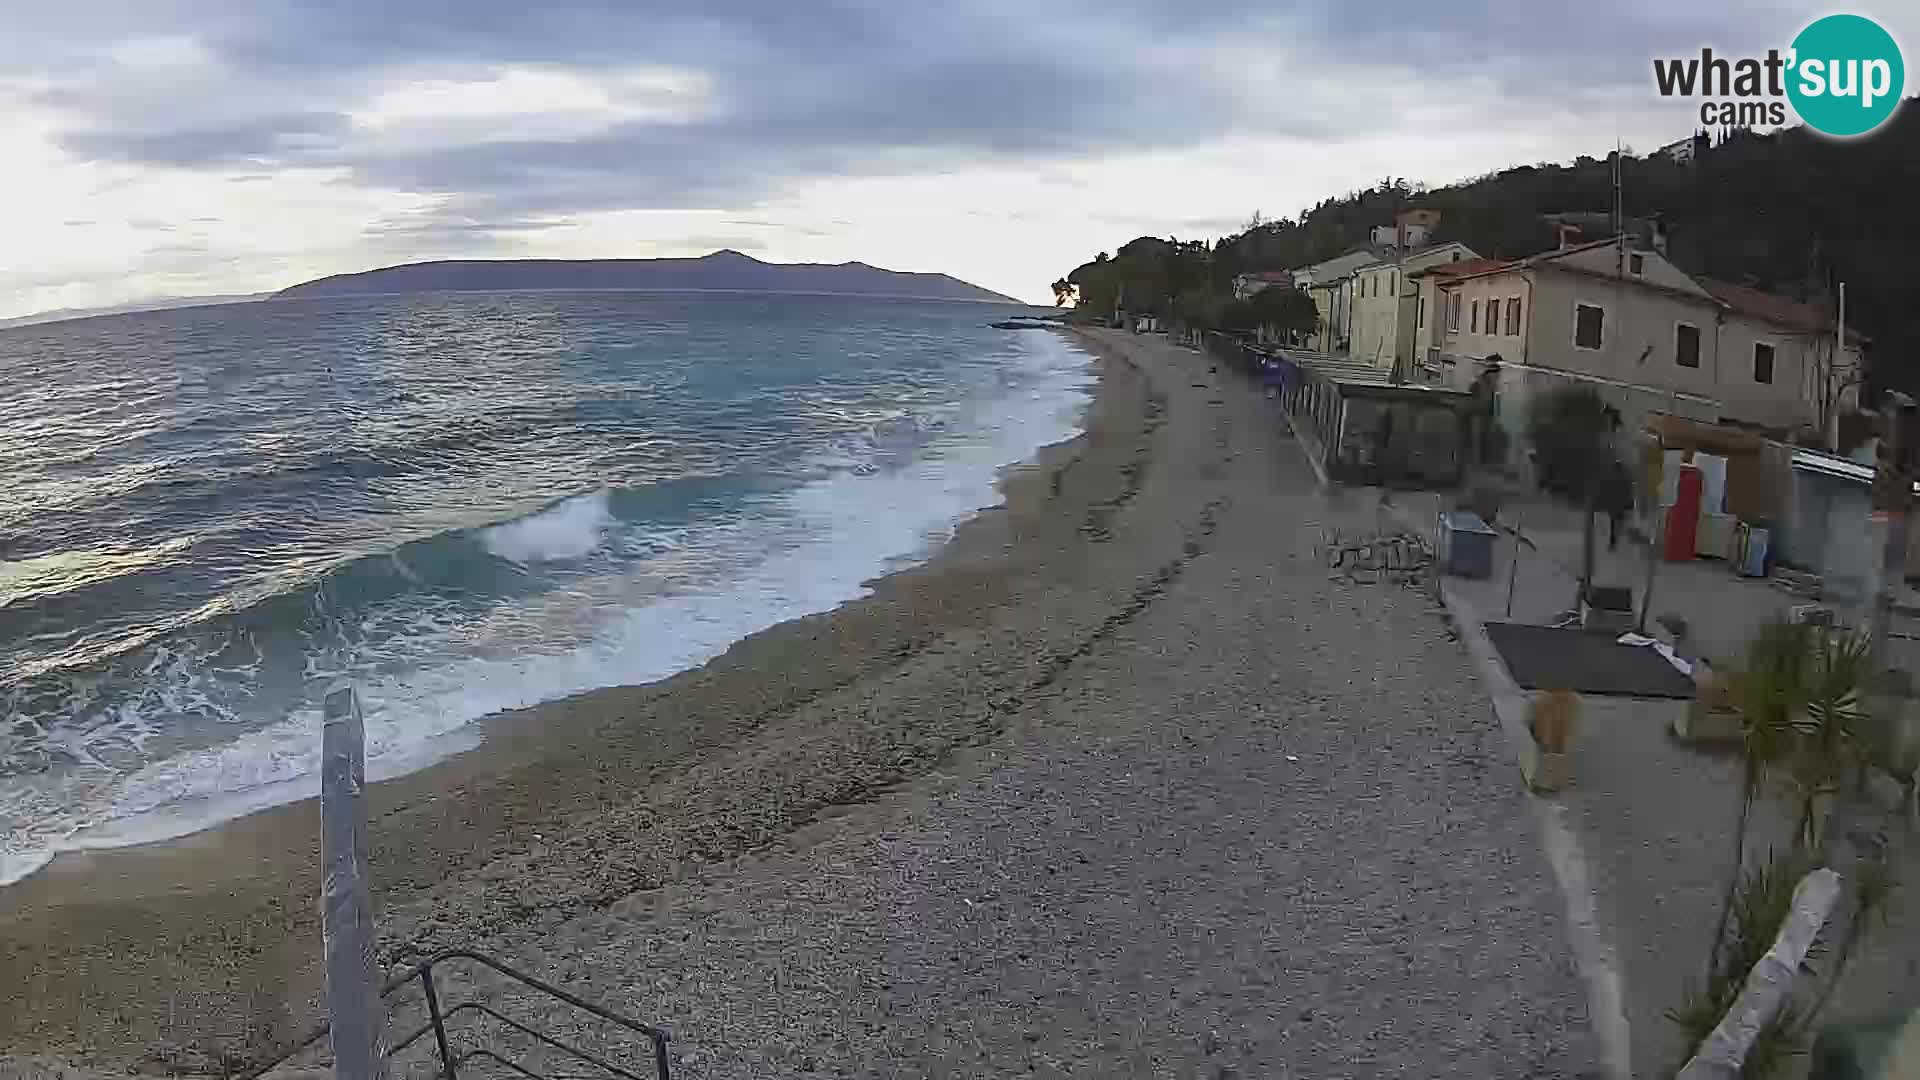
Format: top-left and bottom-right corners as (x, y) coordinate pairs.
(1705, 620), (1812, 976)
(1671, 851), (1811, 1076)
(1785, 629), (1872, 853)
(1678, 621), (1887, 1077)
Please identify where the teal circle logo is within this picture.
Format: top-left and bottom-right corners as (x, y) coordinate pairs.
(1787, 14), (1904, 137)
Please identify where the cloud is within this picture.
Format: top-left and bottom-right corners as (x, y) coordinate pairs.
(39, 1), (1311, 221)
(4, 0), (1912, 314)
(672, 234), (767, 253)
(60, 112), (350, 168)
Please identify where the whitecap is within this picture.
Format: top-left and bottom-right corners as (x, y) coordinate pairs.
(480, 491), (613, 563)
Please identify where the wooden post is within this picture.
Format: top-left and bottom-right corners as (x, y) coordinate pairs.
(322, 685), (387, 1080)
(1505, 510), (1525, 619)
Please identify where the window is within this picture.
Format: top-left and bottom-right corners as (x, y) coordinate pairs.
(1574, 303), (1605, 349)
(1451, 251), (1462, 261)
(1447, 293), (1461, 331)
(1504, 296), (1521, 336)
(1629, 253), (1645, 275)
(1754, 342), (1775, 384)
(1417, 294), (1426, 328)
(1675, 322), (1701, 368)
(1470, 299), (1480, 333)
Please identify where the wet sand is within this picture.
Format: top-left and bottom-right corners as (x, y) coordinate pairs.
(0, 329), (1173, 1073)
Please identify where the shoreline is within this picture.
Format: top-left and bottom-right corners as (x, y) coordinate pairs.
(3, 329), (1095, 889)
(0, 329), (1178, 1072)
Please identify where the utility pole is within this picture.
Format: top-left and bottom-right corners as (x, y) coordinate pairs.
(1868, 391), (1916, 679)
(1613, 141), (1626, 280)
(1588, 140), (1623, 612)
(1830, 282), (1848, 451)
(1388, 204), (1408, 385)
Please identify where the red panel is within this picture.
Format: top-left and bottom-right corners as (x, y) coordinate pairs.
(1665, 464), (1703, 561)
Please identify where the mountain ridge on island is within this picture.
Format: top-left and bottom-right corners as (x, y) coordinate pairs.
(274, 250), (1020, 303)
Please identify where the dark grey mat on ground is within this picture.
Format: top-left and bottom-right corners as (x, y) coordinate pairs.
(1485, 622), (1697, 698)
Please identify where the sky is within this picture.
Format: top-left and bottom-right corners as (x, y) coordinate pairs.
(1, 1), (1913, 317)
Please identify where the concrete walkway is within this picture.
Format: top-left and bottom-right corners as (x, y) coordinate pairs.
(1407, 492), (1920, 673)
(1390, 490), (1920, 1076)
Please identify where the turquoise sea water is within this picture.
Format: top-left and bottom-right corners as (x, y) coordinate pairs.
(0, 292), (1093, 882)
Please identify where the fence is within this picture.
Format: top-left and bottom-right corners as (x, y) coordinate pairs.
(1206, 333), (1474, 487)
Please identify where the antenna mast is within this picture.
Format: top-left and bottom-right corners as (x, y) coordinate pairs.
(1613, 139), (1626, 279)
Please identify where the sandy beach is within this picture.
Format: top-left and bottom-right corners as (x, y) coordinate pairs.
(0, 329), (1595, 1078)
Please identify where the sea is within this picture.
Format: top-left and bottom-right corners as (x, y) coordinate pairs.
(0, 291), (1095, 884)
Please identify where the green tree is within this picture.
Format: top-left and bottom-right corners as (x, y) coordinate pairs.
(1060, 108), (1920, 397)
(1524, 385), (1623, 597)
(1066, 258), (1120, 318)
(1171, 287), (1225, 334)
(1219, 297), (1257, 333)
(1246, 285), (1318, 342)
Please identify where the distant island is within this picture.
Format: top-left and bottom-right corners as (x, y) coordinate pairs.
(0, 292), (272, 331)
(274, 250), (1018, 303)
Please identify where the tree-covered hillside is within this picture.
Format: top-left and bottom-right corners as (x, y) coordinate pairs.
(1063, 102), (1920, 392)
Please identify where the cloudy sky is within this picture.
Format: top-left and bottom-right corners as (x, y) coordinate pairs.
(1, 1), (1911, 317)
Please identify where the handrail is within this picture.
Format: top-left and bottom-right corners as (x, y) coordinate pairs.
(456, 1048), (547, 1080)
(421, 951), (667, 1043)
(239, 947), (670, 1080)
(415, 1002), (655, 1080)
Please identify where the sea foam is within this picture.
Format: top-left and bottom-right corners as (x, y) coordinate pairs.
(0, 331), (1096, 885)
(481, 491), (613, 563)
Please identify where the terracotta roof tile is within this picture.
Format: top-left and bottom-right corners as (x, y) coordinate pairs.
(1700, 278), (1863, 341)
(1416, 257), (1512, 279)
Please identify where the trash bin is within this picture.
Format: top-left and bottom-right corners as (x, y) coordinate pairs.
(1732, 521), (1770, 577)
(1438, 511), (1497, 579)
(1582, 585), (1635, 634)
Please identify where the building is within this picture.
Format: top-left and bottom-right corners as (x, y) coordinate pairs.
(1368, 208), (1442, 251)
(1409, 256), (1514, 379)
(1343, 241), (1479, 372)
(1371, 222), (1433, 248)
(1422, 235), (1863, 456)
(1655, 131), (1710, 164)
(1697, 278), (1866, 444)
(1231, 270), (1294, 300)
(1289, 248), (1382, 352)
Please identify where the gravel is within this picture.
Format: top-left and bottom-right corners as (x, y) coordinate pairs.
(9, 331), (1600, 1079)
(449, 333), (1601, 1079)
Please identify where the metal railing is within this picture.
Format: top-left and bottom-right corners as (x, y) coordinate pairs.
(242, 948), (671, 1080)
